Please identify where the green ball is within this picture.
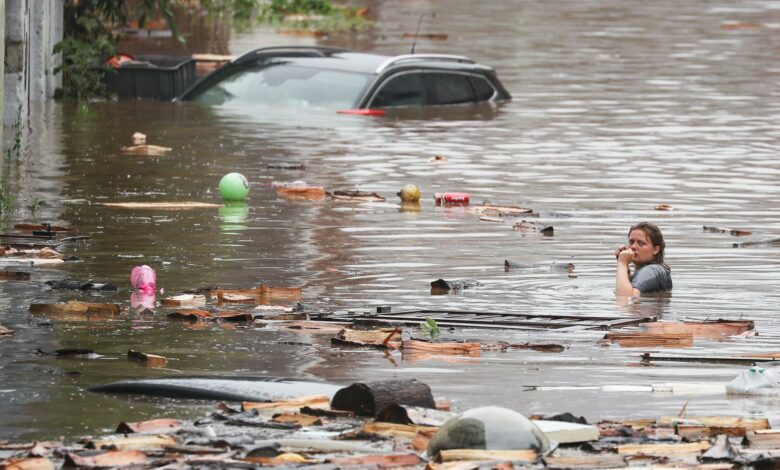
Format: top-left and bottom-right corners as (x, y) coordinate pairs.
(219, 173), (250, 201)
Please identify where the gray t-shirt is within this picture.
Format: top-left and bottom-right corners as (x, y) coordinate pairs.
(631, 263), (672, 293)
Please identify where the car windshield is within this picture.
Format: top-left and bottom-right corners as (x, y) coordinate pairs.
(191, 62), (372, 109)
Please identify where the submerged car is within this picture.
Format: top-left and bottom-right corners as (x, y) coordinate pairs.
(177, 46), (511, 112)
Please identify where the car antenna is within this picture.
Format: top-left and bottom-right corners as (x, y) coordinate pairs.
(410, 13), (424, 54)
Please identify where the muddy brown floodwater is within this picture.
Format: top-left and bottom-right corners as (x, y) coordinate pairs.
(2, 0), (780, 441)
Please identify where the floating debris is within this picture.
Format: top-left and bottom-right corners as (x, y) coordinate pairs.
(127, 349), (168, 368)
(602, 332), (694, 348)
(330, 190), (385, 203)
(513, 220), (554, 234)
(430, 279), (482, 294)
(654, 204), (673, 211)
(120, 144), (172, 155)
(640, 319), (755, 340)
(703, 225), (752, 236)
(161, 294), (206, 307)
(101, 201), (223, 210)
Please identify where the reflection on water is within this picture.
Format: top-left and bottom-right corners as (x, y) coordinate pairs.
(2, 0), (780, 440)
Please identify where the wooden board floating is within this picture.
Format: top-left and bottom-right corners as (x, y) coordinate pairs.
(640, 320), (755, 339)
(641, 353), (780, 365)
(211, 285), (302, 304)
(658, 416), (769, 431)
(242, 395), (330, 412)
(703, 225), (752, 236)
(127, 349), (168, 368)
(402, 339), (481, 356)
(317, 309), (653, 331)
(602, 332), (693, 348)
(101, 202), (223, 210)
(120, 144), (172, 155)
(438, 449), (537, 462)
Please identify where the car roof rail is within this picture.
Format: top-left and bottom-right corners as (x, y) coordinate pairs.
(375, 54), (475, 73)
(232, 46), (351, 65)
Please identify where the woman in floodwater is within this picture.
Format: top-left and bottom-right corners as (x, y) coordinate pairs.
(615, 222), (672, 296)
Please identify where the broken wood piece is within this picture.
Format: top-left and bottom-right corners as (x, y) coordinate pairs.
(210, 285), (302, 304)
(270, 320), (351, 333)
(0, 270), (31, 280)
(616, 440), (710, 456)
(276, 185), (327, 200)
(65, 450), (148, 468)
(733, 237), (780, 248)
(362, 421), (439, 438)
(120, 144), (172, 155)
(161, 294), (206, 307)
(300, 406), (353, 418)
(640, 320), (755, 340)
(513, 220), (553, 234)
(676, 424), (748, 440)
(430, 279), (482, 294)
(745, 429), (780, 447)
(658, 416), (768, 430)
(271, 413), (323, 427)
(127, 349), (168, 368)
(428, 155), (448, 164)
(87, 434), (178, 450)
(29, 302), (121, 321)
(703, 226), (752, 237)
(654, 204), (673, 211)
(330, 190), (386, 203)
(602, 332), (693, 348)
(101, 201), (222, 210)
(499, 342), (566, 353)
(329, 453), (422, 467)
(438, 449), (537, 462)
(0, 325), (14, 336)
(534, 420), (600, 444)
(641, 352), (778, 365)
(116, 418), (181, 434)
(469, 205), (533, 217)
(331, 379), (436, 417)
(332, 327), (402, 349)
(216, 311), (253, 322)
(403, 340), (481, 356)
(376, 404), (456, 427)
(241, 395), (330, 412)
(0, 457), (56, 470)
(244, 453), (314, 465)
(544, 454), (627, 469)
(167, 309), (212, 321)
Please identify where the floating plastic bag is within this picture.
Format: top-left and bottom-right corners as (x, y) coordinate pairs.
(130, 265), (156, 294)
(725, 367), (780, 396)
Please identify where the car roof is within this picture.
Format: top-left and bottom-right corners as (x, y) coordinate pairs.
(232, 47), (492, 75)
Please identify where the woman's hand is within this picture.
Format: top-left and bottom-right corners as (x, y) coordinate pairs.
(617, 248), (635, 265)
(614, 245), (627, 259)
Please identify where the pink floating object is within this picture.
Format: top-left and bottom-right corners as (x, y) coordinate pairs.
(131, 265), (156, 294)
(434, 192), (470, 206)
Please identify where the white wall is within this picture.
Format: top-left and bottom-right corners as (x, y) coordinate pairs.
(4, 0), (62, 126)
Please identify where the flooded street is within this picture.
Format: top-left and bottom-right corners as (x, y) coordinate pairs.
(2, 0), (780, 440)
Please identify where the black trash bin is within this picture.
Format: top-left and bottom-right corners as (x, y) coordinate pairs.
(105, 55), (196, 101)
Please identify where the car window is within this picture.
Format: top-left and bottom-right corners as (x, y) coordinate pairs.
(192, 63), (371, 109)
(425, 73), (476, 106)
(369, 73), (424, 108)
(470, 76), (496, 101)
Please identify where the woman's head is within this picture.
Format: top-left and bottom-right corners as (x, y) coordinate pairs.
(627, 222), (666, 267)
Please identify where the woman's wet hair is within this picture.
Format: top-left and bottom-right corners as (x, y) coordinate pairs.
(629, 221), (669, 269)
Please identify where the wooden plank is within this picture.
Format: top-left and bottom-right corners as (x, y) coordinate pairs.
(617, 441), (710, 456)
(746, 429), (780, 447)
(641, 353), (777, 365)
(403, 340), (481, 356)
(677, 424), (750, 439)
(0, 324), (14, 336)
(161, 294), (206, 307)
(363, 422), (438, 438)
(329, 453), (421, 467)
(87, 434), (178, 450)
(271, 413), (322, 427)
(241, 395), (330, 412)
(101, 201), (221, 209)
(439, 449), (537, 462)
(29, 302), (121, 321)
(640, 320), (755, 339)
(116, 419), (181, 434)
(544, 455), (626, 469)
(603, 332), (693, 348)
(0, 457), (56, 470)
(658, 416), (769, 430)
(334, 327), (402, 348)
(127, 349), (168, 368)
(65, 450), (148, 468)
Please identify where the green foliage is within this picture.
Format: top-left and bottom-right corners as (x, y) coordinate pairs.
(257, 0), (371, 32)
(53, 38), (115, 100)
(56, 0), (180, 100)
(29, 197), (42, 215)
(420, 318), (441, 339)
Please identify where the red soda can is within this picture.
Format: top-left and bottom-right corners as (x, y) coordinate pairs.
(434, 192), (470, 206)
